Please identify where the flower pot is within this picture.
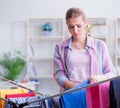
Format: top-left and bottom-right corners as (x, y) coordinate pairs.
(43, 31), (50, 36)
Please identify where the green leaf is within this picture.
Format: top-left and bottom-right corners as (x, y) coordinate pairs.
(0, 51), (26, 81)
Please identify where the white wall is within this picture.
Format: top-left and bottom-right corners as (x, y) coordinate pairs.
(0, 0), (119, 59)
(1, 0), (120, 24)
(0, 0), (119, 94)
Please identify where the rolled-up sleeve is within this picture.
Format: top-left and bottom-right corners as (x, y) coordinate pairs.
(53, 44), (68, 87)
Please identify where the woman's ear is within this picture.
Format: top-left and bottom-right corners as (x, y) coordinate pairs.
(85, 20), (88, 27)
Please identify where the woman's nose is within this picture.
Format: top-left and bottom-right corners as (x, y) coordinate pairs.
(73, 26), (78, 33)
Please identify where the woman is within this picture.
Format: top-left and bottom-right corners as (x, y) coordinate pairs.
(53, 7), (117, 91)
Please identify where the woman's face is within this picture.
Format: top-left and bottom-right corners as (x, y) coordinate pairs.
(66, 16), (87, 38)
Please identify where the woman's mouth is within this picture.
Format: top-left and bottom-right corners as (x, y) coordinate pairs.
(73, 34), (79, 36)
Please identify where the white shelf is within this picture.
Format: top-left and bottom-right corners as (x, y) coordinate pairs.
(29, 75), (53, 79)
(29, 36), (63, 41)
(115, 18), (120, 68)
(116, 56), (120, 59)
(26, 18), (109, 94)
(28, 18), (64, 37)
(88, 18), (107, 25)
(117, 37), (120, 39)
(28, 56), (53, 61)
(26, 18), (64, 94)
(87, 18), (108, 44)
(92, 35), (106, 38)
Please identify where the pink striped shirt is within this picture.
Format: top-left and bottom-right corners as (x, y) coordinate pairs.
(53, 36), (117, 91)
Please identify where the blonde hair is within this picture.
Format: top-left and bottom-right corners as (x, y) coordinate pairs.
(65, 7), (87, 21)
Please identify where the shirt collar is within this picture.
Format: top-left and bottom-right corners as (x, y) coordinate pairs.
(86, 36), (95, 49)
(61, 35), (95, 49)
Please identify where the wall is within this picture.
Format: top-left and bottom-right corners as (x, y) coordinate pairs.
(0, 0), (120, 53)
(0, 0), (119, 94)
(1, 0), (120, 24)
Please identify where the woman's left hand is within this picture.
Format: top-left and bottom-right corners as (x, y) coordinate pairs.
(89, 75), (107, 83)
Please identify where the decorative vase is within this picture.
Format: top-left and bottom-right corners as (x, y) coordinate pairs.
(43, 31), (50, 36)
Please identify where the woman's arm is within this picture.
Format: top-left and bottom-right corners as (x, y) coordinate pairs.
(53, 44), (68, 88)
(89, 40), (117, 83)
(101, 41), (117, 78)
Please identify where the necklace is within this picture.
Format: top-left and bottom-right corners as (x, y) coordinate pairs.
(72, 42), (86, 50)
(71, 36), (87, 50)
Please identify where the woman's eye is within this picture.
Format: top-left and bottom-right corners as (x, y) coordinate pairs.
(77, 24), (81, 28)
(68, 24), (81, 29)
(68, 25), (74, 29)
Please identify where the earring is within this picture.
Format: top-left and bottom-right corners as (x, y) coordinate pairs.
(86, 24), (92, 36)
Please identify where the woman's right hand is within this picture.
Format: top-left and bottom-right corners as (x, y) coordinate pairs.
(64, 80), (77, 90)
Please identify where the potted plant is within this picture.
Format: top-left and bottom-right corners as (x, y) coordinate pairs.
(0, 50), (26, 81)
(41, 22), (53, 36)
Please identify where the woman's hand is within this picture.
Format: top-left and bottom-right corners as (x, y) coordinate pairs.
(64, 80), (77, 90)
(89, 75), (107, 83)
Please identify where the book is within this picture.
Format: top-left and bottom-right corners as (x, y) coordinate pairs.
(29, 45), (34, 56)
(29, 61), (38, 75)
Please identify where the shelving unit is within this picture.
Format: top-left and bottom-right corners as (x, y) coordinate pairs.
(88, 18), (108, 43)
(26, 18), (109, 94)
(26, 18), (65, 94)
(115, 18), (120, 74)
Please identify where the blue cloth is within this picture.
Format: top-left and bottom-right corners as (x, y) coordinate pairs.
(60, 80), (89, 108)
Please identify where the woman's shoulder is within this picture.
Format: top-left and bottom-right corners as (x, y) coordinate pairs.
(93, 38), (106, 46)
(93, 38), (107, 50)
(56, 36), (71, 48)
(87, 36), (106, 49)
